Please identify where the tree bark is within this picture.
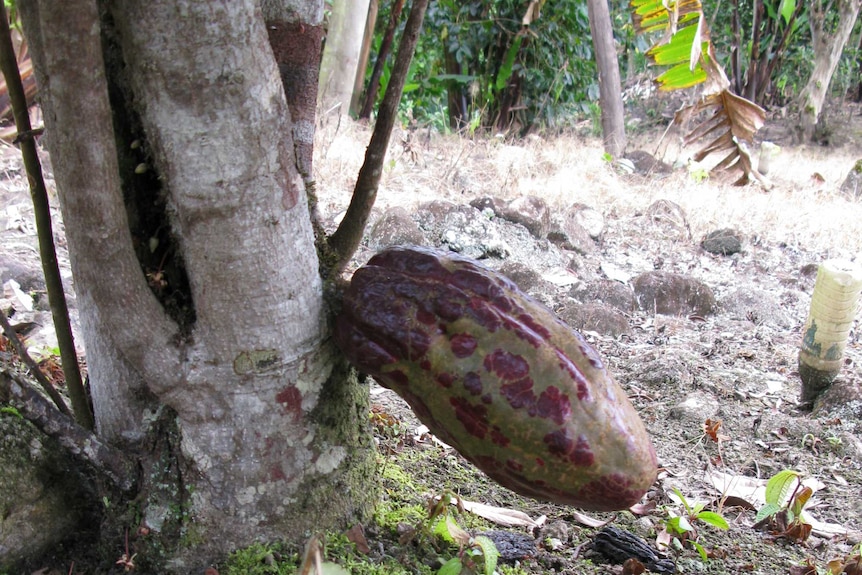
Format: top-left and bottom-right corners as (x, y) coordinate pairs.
(19, 0), (376, 570)
(351, 0), (378, 115)
(262, 0), (325, 182)
(359, 0), (405, 120)
(798, 0), (862, 141)
(855, 27), (862, 102)
(744, 0), (764, 102)
(318, 0), (372, 115)
(730, 0), (742, 95)
(586, 0), (626, 157)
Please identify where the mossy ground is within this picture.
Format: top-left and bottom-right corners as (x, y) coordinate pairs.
(218, 384), (862, 575)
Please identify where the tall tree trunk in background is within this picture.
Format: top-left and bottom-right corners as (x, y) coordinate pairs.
(798, 0), (862, 141)
(19, 0), (376, 570)
(359, 0), (405, 119)
(856, 28), (862, 102)
(351, 0), (378, 115)
(445, 46), (468, 130)
(586, 0), (626, 157)
(744, 0), (764, 102)
(730, 0), (743, 95)
(318, 0), (373, 116)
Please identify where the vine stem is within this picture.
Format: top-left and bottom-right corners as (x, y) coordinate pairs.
(0, 3), (94, 429)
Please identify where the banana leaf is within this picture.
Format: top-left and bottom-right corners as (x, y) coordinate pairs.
(629, 0), (767, 185)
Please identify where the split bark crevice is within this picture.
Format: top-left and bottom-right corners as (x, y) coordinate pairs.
(18, 0), (184, 402)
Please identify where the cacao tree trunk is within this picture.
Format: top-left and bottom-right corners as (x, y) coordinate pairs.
(586, 0), (626, 157)
(19, 0), (376, 570)
(798, 0), (862, 142)
(318, 0), (373, 115)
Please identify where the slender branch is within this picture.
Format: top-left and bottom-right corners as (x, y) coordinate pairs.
(0, 370), (137, 492)
(359, 0), (406, 119)
(745, 0), (764, 101)
(328, 0), (430, 273)
(0, 309), (71, 415)
(0, 2), (94, 429)
(758, 2), (804, 102)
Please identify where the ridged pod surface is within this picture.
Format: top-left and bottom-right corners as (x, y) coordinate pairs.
(335, 246), (657, 511)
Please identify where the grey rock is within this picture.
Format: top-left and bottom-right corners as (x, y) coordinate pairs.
(839, 159), (862, 199)
(481, 530), (537, 562)
(719, 287), (792, 329)
(669, 391), (720, 422)
(501, 195), (551, 239)
(570, 279), (637, 313)
(0, 415), (94, 571)
(633, 271), (716, 316)
(702, 228), (743, 255)
(558, 302), (632, 337)
(0, 251), (45, 293)
(368, 206), (426, 250)
(416, 201), (510, 259)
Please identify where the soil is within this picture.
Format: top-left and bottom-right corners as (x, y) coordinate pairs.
(2, 98), (862, 574)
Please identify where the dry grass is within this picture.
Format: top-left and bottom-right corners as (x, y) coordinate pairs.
(313, 114), (862, 257)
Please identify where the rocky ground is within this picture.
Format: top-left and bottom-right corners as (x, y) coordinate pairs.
(1, 98), (862, 573)
(305, 101), (862, 575)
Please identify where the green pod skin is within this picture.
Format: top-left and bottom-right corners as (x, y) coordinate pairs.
(335, 246), (657, 511)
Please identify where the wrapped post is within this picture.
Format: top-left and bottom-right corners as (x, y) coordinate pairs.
(799, 259), (862, 405)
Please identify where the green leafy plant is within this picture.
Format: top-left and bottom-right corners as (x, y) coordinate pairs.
(754, 469), (814, 543)
(0, 405), (22, 418)
(662, 486), (729, 561)
(629, 0), (767, 185)
(427, 492), (499, 575)
(435, 517), (499, 575)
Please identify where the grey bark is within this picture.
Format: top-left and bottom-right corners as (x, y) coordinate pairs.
(318, 0), (372, 115)
(798, 0), (862, 141)
(586, 0), (627, 157)
(19, 0), (375, 569)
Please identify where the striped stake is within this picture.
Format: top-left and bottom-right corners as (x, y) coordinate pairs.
(798, 259), (862, 406)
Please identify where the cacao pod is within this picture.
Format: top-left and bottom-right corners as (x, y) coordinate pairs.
(335, 246), (657, 511)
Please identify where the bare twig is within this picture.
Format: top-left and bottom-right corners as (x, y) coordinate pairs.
(1, 370), (137, 492)
(0, 308), (71, 415)
(0, 2), (94, 429)
(328, 0), (430, 273)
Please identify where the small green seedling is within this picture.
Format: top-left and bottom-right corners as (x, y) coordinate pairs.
(435, 516), (499, 575)
(663, 487), (729, 561)
(755, 469), (813, 543)
(0, 405), (22, 418)
(428, 492), (499, 575)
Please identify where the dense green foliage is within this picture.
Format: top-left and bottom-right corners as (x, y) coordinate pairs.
(364, 0), (601, 133)
(360, 0), (862, 133)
